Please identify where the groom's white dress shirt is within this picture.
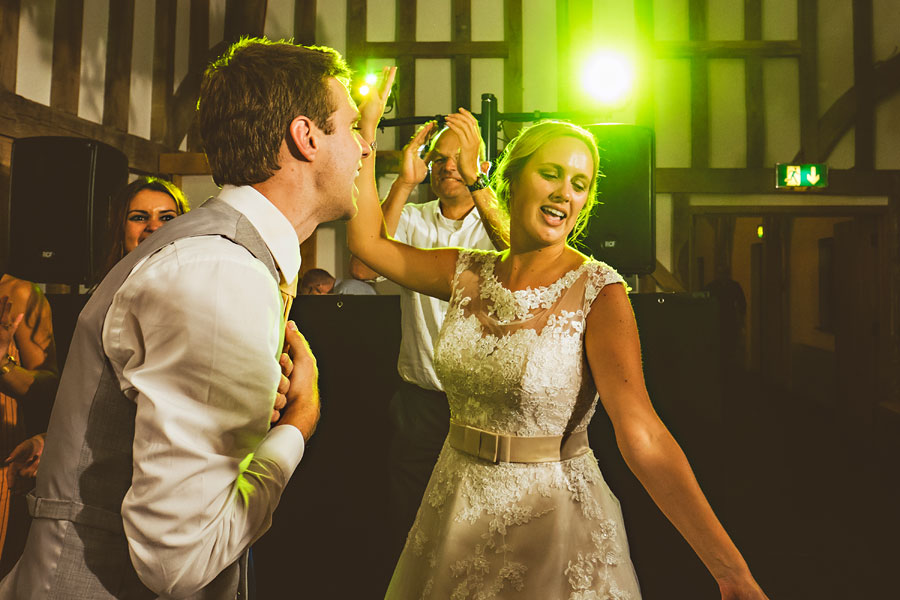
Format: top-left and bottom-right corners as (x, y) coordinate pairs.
(101, 185), (304, 597)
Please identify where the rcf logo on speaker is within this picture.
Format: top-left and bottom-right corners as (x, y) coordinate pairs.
(41, 251), (55, 258)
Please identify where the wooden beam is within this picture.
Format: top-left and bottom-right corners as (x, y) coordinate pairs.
(103, 0), (135, 131)
(744, 0), (764, 167)
(362, 41), (508, 59)
(294, 0), (317, 46)
(655, 40), (802, 58)
(151, 0), (177, 144)
(345, 0), (366, 74)
(395, 0), (417, 143)
(451, 0), (471, 110)
(808, 53), (900, 165)
(186, 0), (209, 151)
(503, 0), (523, 113)
(0, 89), (173, 173)
(797, 0), (819, 161)
(158, 151), (210, 176)
(223, 0), (266, 41)
(657, 167), (900, 196)
(852, 0), (874, 170)
(50, 0), (83, 113)
(169, 40), (228, 150)
(689, 0), (708, 168)
(0, 0), (20, 92)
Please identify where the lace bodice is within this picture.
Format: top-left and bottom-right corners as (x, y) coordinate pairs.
(434, 249), (625, 438)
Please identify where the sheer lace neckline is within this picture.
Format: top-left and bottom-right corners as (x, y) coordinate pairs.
(477, 252), (590, 324)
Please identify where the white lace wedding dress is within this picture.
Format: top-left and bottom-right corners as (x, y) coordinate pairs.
(385, 249), (642, 599)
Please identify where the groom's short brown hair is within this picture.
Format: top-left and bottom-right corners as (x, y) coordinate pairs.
(198, 37), (351, 186)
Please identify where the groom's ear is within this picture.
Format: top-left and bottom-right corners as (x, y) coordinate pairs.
(287, 116), (318, 162)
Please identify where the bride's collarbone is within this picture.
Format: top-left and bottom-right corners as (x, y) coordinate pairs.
(494, 251), (587, 291)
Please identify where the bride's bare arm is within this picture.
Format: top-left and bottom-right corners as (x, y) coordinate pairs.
(583, 282), (767, 600)
(347, 67), (458, 301)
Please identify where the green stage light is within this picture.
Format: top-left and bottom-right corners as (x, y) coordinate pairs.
(364, 73), (378, 86)
(581, 50), (634, 106)
(358, 84), (371, 96)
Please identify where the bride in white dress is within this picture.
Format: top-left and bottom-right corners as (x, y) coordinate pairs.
(350, 67), (768, 600)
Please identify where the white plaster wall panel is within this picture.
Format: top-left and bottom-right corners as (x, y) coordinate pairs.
(653, 0), (688, 41)
(180, 175), (219, 208)
(415, 58), (452, 116)
(522, 0), (557, 112)
(655, 193), (673, 273)
(367, 0), (396, 42)
(315, 223), (338, 278)
(78, 0), (109, 124)
(471, 0), (503, 42)
(173, 0), (189, 93)
(593, 0), (636, 41)
(708, 59), (746, 168)
(762, 0), (796, 40)
(128, 0), (155, 140)
(265, 0), (295, 41)
(209, 0), (225, 47)
(316, 0), (347, 55)
(416, 0), (450, 42)
(366, 57), (398, 151)
(653, 59), (691, 168)
(873, 0), (900, 63)
(471, 58), (504, 112)
(708, 0), (743, 40)
(817, 0), (853, 119)
(763, 58), (800, 166)
(828, 128), (854, 168)
(875, 90), (900, 170)
(16, 0), (55, 105)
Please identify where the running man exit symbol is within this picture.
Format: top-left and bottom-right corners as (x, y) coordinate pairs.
(776, 163), (828, 189)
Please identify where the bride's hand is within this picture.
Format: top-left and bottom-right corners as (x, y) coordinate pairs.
(358, 66), (396, 138)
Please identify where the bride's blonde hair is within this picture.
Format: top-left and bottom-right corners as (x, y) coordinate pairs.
(489, 121), (600, 241)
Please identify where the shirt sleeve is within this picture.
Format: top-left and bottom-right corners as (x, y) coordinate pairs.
(103, 236), (305, 597)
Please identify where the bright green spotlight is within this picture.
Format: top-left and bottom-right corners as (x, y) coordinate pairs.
(358, 84), (371, 96)
(581, 50), (634, 106)
(364, 73), (378, 86)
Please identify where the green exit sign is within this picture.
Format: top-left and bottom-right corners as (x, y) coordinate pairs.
(776, 163), (828, 189)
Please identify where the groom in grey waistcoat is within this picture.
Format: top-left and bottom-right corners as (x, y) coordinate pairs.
(0, 38), (375, 599)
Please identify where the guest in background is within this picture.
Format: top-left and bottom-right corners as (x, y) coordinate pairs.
(300, 267), (376, 295)
(100, 176), (190, 281)
(0, 278), (58, 577)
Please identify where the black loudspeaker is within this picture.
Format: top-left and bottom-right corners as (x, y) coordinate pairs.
(7, 136), (128, 284)
(581, 124), (655, 275)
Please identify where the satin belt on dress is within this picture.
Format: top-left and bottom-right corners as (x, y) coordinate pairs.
(448, 421), (591, 464)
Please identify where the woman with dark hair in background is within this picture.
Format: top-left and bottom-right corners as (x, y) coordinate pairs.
(101, 176), (190, 281)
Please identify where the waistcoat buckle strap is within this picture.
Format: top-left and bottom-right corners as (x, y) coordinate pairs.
(27, 491), (124, 533)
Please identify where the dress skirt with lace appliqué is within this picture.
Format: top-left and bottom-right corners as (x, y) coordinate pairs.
(386, 250), (642, 600)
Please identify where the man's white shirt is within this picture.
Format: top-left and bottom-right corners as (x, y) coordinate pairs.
(393, 200), (495, 391)
(101, 185), (304, 596)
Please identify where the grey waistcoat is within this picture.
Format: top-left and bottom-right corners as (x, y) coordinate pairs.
(0, 199), (279, 600)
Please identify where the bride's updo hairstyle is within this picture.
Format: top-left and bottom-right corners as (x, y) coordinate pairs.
(489, 120), (600, 241)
